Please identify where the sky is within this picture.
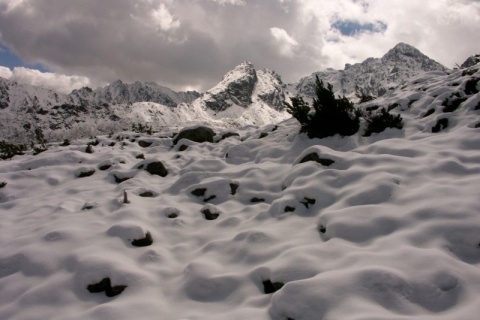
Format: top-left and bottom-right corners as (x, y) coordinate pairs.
(0, 0), (479, 94)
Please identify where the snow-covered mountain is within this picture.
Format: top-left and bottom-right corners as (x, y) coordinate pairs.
(293, 42), (448, 101)
(0, 78), (201, 142)
(0, 62), (290, 143)
(0, 43), (473, 144)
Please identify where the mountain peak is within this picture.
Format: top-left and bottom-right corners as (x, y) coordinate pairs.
(382, 42), (425, 61)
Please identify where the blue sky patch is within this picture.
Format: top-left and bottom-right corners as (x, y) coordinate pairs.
(0, 44), (49, 72)
(332, 20), (387, 37)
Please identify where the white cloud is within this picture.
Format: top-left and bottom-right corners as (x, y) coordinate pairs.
(9, 67), (92, 94)
(151, 3), (180, 31)
(270, 27), (299, 57)
(0, 0), (478, 91)
(0, 65), (12, 79)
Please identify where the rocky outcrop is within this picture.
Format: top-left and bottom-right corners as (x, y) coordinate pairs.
(202, 62), (258, 112)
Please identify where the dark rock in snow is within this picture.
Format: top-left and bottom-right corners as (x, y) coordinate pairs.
(299, 153), (335, 166)
(145, 161), (168, 177)
(131, 232), (153, 247)
(173, 126), (216, 145)
(262, 279), (284, 294)
(87, 278), (127, 297)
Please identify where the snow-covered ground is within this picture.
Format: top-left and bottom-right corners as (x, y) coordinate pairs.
(1, 66), (480, 320)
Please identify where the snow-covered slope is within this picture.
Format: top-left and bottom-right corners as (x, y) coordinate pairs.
(0, 58), (479, 320)
(294, 42), (448, 101)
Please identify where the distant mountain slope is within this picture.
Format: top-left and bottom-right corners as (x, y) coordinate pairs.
(0, 78), (201, 142)
(293, 43), (449, 101)
(0, 63), (290, 143)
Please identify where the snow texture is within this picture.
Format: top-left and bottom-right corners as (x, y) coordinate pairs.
(1, 64), (480, 320)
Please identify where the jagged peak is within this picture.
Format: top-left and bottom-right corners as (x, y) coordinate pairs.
(382, 42), (424, 60)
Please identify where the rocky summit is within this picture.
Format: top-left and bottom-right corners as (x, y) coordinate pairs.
(293, 42), (448, 101)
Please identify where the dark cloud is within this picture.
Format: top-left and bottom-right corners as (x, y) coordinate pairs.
(0, 0), (321, 91)
(0, 0), (478, 93)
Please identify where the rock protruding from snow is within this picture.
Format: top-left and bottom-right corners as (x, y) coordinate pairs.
(294, 42), (448, 101)
(460, 54), (480, 69)
(202, 62), (258, 112)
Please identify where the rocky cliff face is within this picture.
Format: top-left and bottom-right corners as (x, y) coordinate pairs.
(202, 62), (258, 112)
(198, 62), (289, 112)
(294, 42), (448, 101)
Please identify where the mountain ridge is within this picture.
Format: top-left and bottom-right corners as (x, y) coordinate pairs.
(293, 42), (448, 101)
(1, 42), (478, 143)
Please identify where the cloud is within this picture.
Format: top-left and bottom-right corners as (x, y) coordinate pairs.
(0, 65), (12, 78)
(0, 0), (478, 93)
(8, 67), (93, 94)
(270, 27), (299, 57)
(150, 3), (180, 31)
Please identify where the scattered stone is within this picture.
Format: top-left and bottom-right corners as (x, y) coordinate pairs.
(202, 208), (220, 220)
(123, 191), (130, 204)
(85, 145), (94, 154)
(178, 145), (188, 152)
(300, 197), (316, 208)
(262, 279), (284, 294)
(139, 191), (155, 197)
(284, 206), (295, 212)
(166, 212), (178, 219)
(432, 118), (449, 133)
(319, 225), (327, 234)
(60, 139), (70, 146)
(423, 108), (435, 118)
(259, 132), (269, 139)
(173, 126), (216, 145)
(131, 232), (153, 247)
(230, 183), (239, 195)
(98, 164), (111, 171)
(250, 197), (265, 203)
(77, 169), (95, 178)
(299, 153), (334, 166)
(144, 161), (168, 177)
(138, 140), (153, 148)
(109, 142), (116, 147)
(136, 153), (145, 160)
(87, 277), (127, 297)
(114, 175), (132, 183)
(191, 188), (207, 197)
(81, 203), (94, 210)
(0, 181), (6, 188)
(204, 195), (217, 202)
(218, 132), (240, 142)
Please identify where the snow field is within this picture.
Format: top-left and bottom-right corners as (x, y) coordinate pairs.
(0, 66), (480, 319)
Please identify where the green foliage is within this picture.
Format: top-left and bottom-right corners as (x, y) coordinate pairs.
(0, 140), (27, 160)
(285, 76), (360, 139)
(363, 108), (404, 137)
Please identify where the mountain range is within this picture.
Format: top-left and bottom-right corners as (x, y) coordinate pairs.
(1, 42), (477, 143)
